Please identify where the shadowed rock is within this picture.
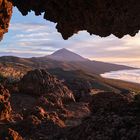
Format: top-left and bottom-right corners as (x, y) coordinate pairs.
(1, 128), (23, 140)
(55, 92), (140, 140)
(12, 0), (140, 39)
(19, 69), (75, 103)
(0, 0), (12, 40)
(0, 84), (11, 121)
(1, 0), (140, 40)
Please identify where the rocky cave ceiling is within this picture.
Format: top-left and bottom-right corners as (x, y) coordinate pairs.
(0, 0), (140, 41)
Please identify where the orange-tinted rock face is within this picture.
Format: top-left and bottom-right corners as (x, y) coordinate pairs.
(1, 128), (23, 140)
(0, 84), (11, 121)
(0, 0), (13, 40)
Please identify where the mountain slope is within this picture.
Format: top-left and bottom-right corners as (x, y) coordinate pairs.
(0, 48), (135, 75)
(46, 48), (88, 62)
(38, 48), (134, 74)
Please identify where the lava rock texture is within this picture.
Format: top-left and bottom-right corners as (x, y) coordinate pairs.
(1, 0), (140, 40)
(55, 92), (140, 140)
(19, 69), (75, 103)
(0, 84), (11, 121)
(1, 128), (23, 140)
(0, 0), (12, 40)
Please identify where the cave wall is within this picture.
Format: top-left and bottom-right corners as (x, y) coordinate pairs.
(0, 0), (12, 40)
(0, 0), (140, 40)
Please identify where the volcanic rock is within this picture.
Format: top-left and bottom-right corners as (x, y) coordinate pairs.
(55, 92), (140, 140)
(67, 79), (92, 101)
(11, 0), (140, 39)
(0, 0), (13, 40)
(0, 84), (11, 120)
(0, 128), (23, 140)
(58, 112), (140, 140)
(19, 69), (75, 103)
(37, 93), (67, 115)
(15, 107), (65, 139)
(1, 0), (140, 40)
(90, 92), (131, 113)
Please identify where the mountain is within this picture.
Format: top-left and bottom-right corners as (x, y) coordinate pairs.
(39, 48), (134, 74)
(0, 48), (135, 75)
(1, 51), (140, 140)
(46, 48), (88, 62)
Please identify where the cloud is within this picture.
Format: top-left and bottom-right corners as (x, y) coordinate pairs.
(105, 46), (132, 51)
(10, 22), (56, 33)
(0, 7), (140, 66)
(101, 69), (140, 83)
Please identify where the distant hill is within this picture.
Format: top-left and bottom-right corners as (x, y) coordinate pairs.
(0, 48), (135, 74)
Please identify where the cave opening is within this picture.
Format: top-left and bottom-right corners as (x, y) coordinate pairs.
(0, 1), (140, 140)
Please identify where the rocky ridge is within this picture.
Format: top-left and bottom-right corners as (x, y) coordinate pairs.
(0, 69), (140, 140)
(19, 69), (75, 103)
(0, 69), (90, 139)
(56, 92), (140, 140)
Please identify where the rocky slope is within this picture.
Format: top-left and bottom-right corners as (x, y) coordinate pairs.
(0, 49), (134, 75)
(55, 92), (140, 140)
(48, 68), (122, 101)
(0, 69), (140, 139)
(0, 69), (90, 139)
(46, 48), (87, 62)
(19, 69), (75, 103)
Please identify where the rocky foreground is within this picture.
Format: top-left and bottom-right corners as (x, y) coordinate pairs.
(0, 69), (140, 140)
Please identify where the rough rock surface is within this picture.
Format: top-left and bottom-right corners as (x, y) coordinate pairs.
(0, 84), (11, 120)
(19, 69), (75, 103)
(90, 92), (131, 113)
(11, 0), (140, 39)
(1, 0), (140, 40)
(0, 128), (23, 140)
(0, 0), (12, 40)
(66, 79), (93, 101)
(15, 108), (65, 139)
(56, 92), (140, 140)
(2, 71), (140, 139)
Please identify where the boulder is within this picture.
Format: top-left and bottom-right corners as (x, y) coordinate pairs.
(90, 92), (131, 114)
(0, 84), (11, 120)
(19, 69), (75, 103)
(1, 128), (23, 140)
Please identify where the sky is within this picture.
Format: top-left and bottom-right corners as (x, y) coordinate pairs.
(0, 8), (140, 67)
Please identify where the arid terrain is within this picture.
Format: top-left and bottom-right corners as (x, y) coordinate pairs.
(0, 49), (140, 139)
(0, 0), (140, 139)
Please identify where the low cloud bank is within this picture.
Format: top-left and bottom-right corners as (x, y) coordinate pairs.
(101, 69), (140, 84)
